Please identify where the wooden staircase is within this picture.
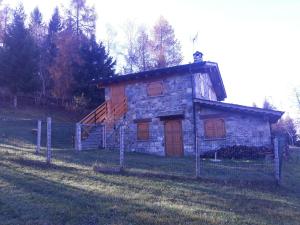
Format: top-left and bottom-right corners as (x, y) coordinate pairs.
(80, 97), (127, 139)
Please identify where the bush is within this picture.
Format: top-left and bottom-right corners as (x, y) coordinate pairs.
(201, 145), (273, 160)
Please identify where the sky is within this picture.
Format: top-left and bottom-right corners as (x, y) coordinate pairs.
(2, 0), (300, 118)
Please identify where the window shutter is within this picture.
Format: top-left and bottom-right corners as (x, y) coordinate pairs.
(215, 119), (226, 138)
(204, 119), (226, 139)
(147, 81), (163, 96)
(137, 122), (149, 140)
(204, 120), (215, 138)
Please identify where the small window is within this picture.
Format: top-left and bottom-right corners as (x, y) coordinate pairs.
(204, 119), (226, 139)
(137, 122), (149, 140)
(147, 81), (164, 96)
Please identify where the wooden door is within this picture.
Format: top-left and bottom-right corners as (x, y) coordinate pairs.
(110, 85), (125, 119)
(110, 84), (125, 107)
(164, 119), (183, 157)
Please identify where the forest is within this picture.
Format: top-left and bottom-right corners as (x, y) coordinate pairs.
(0, 0), (183, 109)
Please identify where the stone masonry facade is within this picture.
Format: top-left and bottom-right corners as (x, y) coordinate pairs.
(195, 106), (272, 153)
(105, 73), (196, 156)
(100, 70), (276, 156)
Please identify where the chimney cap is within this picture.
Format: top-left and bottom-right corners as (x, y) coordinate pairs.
(193, 51), (203, 62)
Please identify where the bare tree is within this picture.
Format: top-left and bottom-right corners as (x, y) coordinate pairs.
(121, 20), (138, 73)
(136, 26), (152, 71)
(104, 24), (117, 54)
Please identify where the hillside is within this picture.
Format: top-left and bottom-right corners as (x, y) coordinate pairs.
(0, 105), (84, 122)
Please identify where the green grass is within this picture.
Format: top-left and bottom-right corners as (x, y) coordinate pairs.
(0, 107), (299, 224)
(0, 140), (300, 225)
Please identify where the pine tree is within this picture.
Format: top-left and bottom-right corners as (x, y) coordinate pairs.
(29, 7), (45, 44)
(29, 7), (47, 97)
(73, 35), (115, 108)
(42, 7), (62, 96)
(0, 5), (39, 107)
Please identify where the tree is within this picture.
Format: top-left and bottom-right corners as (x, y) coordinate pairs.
(135, 26), (152, 71)
(263, 98), (276, 110)
(73, 35), (115, 108)
(122, 21), (138, 73)
(66, 0), (96, 37)
(272, 116), (298, 145)
(150, 16), (183, 68)
(0, 4), (11, 44)
(29, 7), (45, 44)
(29, 7), (47, 97)
(0, 5), (39, 107)
(48, 27), (80, 99)
(42, 7), (63, 96)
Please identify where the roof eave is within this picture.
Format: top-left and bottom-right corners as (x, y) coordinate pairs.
(194, 98), (284, 122)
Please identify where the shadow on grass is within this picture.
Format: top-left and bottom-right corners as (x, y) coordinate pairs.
(7, 157), (78, 173)
(0, 164), (220, 225)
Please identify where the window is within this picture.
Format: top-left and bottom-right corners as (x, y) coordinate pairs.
(204, 119), (226, 139)
(147, 81), (164, 96)
(137, 122), (150, 140)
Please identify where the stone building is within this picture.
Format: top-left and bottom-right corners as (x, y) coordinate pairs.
(80, 52), (284, 156)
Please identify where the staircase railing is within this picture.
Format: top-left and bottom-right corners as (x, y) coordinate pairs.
(80, 97), (127, 139)
(80, 101), (108, 139)
(80, 101), (108, 125)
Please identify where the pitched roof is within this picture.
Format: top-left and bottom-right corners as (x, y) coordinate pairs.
(194, 98), (284, 123)
(97, 62), (227, 101)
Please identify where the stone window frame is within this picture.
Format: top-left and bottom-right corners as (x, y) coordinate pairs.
(203, 118), (226, 140)
(146, 81), (164, 97)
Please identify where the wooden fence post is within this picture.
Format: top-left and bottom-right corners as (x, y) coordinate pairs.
(196, 136), (201, 178)
(102, 124), (106, 149)
(75, 123), (82, 151)
(46, 117), (52, 164)
(36, 120), (41, 154)
(274, 137), (280, 185)
(119, 126), (124, 170)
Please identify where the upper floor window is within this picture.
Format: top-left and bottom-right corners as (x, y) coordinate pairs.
(147, 81), (164, 97)
(204, 118), (226, 139)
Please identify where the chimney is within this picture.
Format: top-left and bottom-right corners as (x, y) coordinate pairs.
(193, 51), (203, 63)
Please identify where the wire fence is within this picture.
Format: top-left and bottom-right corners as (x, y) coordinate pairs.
(0, 119), (287, 185)
(91, 125), (286, 184)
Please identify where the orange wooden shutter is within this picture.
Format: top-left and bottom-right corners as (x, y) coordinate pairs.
(137, 122), (149, 140)
(204, 120), (215, 138)
(215, 119), (226, 138)
(147, 81), (163, 96)
(204, 119), (225, 139)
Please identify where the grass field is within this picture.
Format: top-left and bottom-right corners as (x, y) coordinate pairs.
(0, 107), (300, 225)
(0, 142), (300, 225)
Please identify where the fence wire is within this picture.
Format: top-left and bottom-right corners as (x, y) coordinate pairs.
(0, 119), (287, 184)
(91, 125), (283, 183)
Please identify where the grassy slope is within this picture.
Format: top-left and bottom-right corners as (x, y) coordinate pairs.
(0, 107), (299, 225)
(0, 148), (299, 225)
(0, 105), (83, 122)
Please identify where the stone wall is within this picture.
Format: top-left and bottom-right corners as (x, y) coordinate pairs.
(195, 105), (272, 153)
(105, 73), (197, 156)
